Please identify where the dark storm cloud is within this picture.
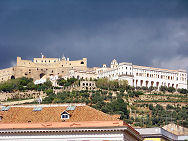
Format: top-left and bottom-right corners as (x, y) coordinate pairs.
(0, 0), (188, 70)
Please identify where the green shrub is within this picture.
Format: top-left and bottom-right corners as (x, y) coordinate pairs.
(177, 88), (188, 94)
(167, 87), (176, 93)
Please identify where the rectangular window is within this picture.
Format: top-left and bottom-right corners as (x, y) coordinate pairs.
(62, 114), (69, 119)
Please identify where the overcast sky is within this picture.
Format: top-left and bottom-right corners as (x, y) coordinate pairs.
(0, 0), (188, 70)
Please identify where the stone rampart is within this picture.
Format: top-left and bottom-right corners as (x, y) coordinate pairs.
(0, 56), (88, 82)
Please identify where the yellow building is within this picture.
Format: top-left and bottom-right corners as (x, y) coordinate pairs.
(144, 138), (168, 141)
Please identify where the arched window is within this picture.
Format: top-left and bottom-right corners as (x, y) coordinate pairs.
(11, 75), (15, 79)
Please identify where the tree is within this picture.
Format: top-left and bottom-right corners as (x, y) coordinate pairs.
(160, 86), (168, 93)
(177, 88), (188, 94)
(166, 104), (174, 110)
(148, 86), (154, 93)
(127, 90), (143, 97)
(111, 98), (129, 119)
(18, 77), (33, 86)
(57, 78), (67, 86)
(149, 104), (154, 110)
(119, 80), (128, 88)
(0, 82), (15, 92)
(27, 82), (37, 90)
(57, 77), (77, 87)
(96, 78), (109, 89)
(96, 78), (128, 91)
(43, 79), (52, 87)
(0, 77), (34, 92)
(156, 104), (164, 111)
(68, 77), (77, 84)
(167, 87), (176, 93)
(126, 85), (135, 91)
(45, 89), (53, 95)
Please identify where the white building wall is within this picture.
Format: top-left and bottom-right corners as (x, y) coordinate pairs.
(63, 69), (97, 80)
(98, 60), (187, 89)
(0, 132), (125, 141)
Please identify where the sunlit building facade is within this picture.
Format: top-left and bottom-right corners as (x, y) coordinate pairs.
(98, 59), (187, 89)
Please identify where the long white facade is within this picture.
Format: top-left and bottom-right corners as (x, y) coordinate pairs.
(98, 59), (187, 89)
(0, 128), (139, 141)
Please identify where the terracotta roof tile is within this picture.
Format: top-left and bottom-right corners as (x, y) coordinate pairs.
(0, 104), (117, 123)
(0, 104), (140, 136)
(111, 114), (121, 119)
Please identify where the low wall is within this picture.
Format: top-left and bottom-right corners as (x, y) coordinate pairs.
(0, 91), (46, 101)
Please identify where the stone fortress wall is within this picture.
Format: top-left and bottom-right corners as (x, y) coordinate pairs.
(0, 54), (87, 82)
(0, 67), (16, 83)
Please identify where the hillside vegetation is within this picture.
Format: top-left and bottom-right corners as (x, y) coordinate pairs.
(0, 77), (188, 128)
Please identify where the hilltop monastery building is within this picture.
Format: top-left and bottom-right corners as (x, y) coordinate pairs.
(0, 55), (187, 89)
(98, 59), (187, 89)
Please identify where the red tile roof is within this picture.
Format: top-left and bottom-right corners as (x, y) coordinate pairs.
(0, 104), (118, 123)
(0, 104), (140, 136)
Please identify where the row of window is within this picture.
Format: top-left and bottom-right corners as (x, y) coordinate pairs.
(135, 69), (170, 75)
(134, 68), (187, 77)
(35, 60), (85, 65)
(104, 71), (132, 77)
(119, 66), (132, 70)
(28, 68), (65, 73)
(24, 69), (65, 76)
(102, 71), (187, 82)
(133, 79), (178, 88)
(135, 73), (187, 81)
(82, 83), (95, 86)
(104, 67), (187, 79)
(35, 60), (57, 63)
